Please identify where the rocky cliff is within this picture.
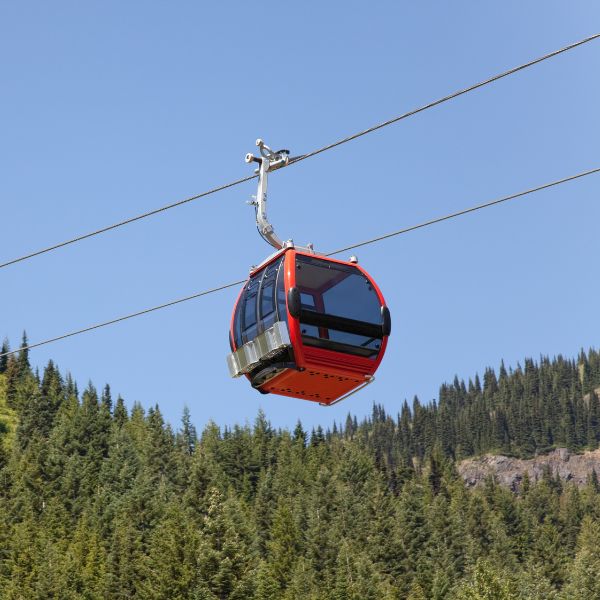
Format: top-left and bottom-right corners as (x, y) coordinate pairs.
(458, 447), (600, 491)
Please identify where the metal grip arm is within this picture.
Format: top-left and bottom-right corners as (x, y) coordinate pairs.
(246, 139), (289, 250)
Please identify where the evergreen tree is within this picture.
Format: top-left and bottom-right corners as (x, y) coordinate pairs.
(293, 420), (307, 448)
(113, 394), (128, 427)
(0, 347), (600, 597)
(141, 500), (202, 599)
(178, 405), (197, 456)
(17, 332), (30, 374)
(254, 560), (279, 600)
(0, 339), (9, 374)
(196, 488), (255, 599)
(560, 516), (600, 600)
(451, 559), (518, 600)
(267, 498), (302, 590)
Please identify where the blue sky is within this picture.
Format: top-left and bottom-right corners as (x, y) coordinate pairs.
(1, 2), (599, 433)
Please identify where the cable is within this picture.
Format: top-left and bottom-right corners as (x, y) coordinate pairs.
(291, 33), (600, 167)
(326, 166), (600, 256)
(0, 175), (257, 270)
(0, 280), (245, 359)
(1, 33), (598, 271)
(1, 165), (598, 359)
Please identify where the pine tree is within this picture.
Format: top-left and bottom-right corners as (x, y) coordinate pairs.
(527, 519), (567, 588)
(178, 405), (197, 457)
(332, 541), (395, 600)
(2, 346), (600, 598)
(196, 488), (255, 599)
(267, 498), (302, 590)
(17, 332), (30, 374)
(254, 559), (279, 600)
(587, 390), (600, 446)
(451, 559), (518, 599)
(113, 395), (128, 427)
(560, 516), (600, 600)
(141, 500), (202, 599)
(283, 557), (320, 600)
(293, 420), (307, 448)
(0, 339), (9, 374)
(103, 514), (145, 598)
(514, 564), (558, 600)
(394, 479), (429, 596)
(14, 370), (45, 448)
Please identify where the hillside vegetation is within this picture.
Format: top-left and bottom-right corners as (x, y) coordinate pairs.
(1, 342), (600, 599)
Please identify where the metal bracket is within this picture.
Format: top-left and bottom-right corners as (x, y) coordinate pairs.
(319, 375), (375, 407)
(245, 139), (290, 250)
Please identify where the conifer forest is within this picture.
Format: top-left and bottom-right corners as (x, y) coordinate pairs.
(2, 342), (600, 599)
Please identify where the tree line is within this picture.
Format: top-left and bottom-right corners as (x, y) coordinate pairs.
(1, 338), (600, 598)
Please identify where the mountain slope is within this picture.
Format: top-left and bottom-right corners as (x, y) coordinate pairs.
(1, 345), (600, 598)
(460, 447), (600, 490)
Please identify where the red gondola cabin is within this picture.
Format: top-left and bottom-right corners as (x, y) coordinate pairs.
(227, 247), (391, 405)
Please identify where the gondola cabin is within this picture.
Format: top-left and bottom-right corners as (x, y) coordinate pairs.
(227, 247), (391, 405)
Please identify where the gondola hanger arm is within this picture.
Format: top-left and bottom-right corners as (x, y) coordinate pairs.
(245, 139), (291, 250)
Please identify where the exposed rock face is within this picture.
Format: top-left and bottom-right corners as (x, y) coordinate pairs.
(458, 448), (600, 491)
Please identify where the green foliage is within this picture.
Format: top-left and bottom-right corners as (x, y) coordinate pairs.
(450, 560), (518, 599)
(0, 372), (18, 451)
(560, 516), (600, 599)
(0, 346), (599, 597)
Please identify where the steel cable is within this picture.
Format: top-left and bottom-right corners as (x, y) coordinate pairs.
(2, 165), (598, 359)
(0, 175), (257, 270)
(1, 33), (598, 271)
(290, 33), (600, 167)
(326, 167), (600, 256)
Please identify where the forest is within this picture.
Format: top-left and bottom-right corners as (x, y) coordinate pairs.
(1, 340), (600, 599)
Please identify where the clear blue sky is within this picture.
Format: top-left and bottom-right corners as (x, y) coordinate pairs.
(1, 2), (599, 433)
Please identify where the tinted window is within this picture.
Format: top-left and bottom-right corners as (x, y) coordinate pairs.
(295, 255), (383, 358)
(322, 273), (381, 323)
(258, 259), (278, 332)
(233, 283), (246, 348)
(276, 257), (288, 323)
(234, 257), (286, 347)
(260, 281), (275, 328)
(242, 276), (259, 343)
(300, 292), (316, 309)
(327, 330), (381, 354)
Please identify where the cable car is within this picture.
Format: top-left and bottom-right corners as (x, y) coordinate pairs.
(226, 140), (391, 406)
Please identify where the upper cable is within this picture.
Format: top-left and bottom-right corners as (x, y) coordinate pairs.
(1, 33), (598, 271)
